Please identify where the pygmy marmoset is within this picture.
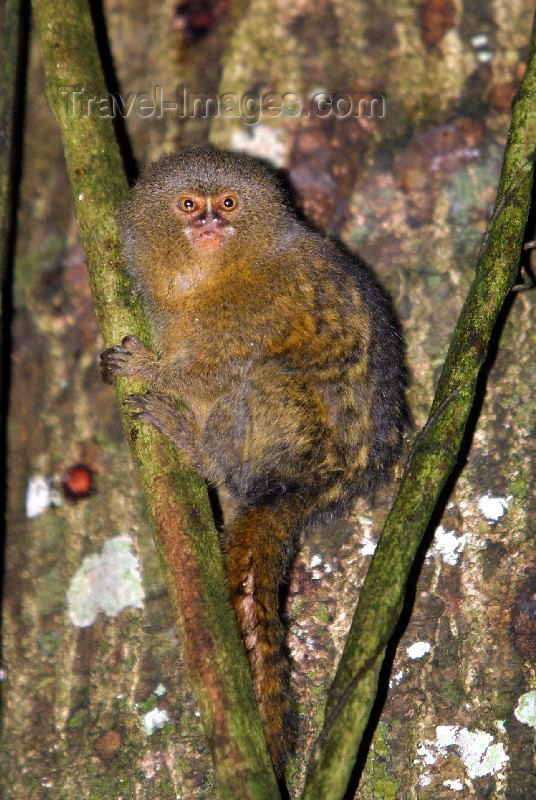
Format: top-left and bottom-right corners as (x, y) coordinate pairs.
(101, 146), (406, 775)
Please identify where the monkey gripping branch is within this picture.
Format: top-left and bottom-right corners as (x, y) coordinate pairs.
(33, 0), (536, 798)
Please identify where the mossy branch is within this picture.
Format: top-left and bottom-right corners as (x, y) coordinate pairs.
(0, 0), (25, 332)
(302, 15), (536, 800)
(32, 1), (280, 797)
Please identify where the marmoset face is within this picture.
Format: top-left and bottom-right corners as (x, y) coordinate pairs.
(173, 190), (240, 252)
(123, 148), (289, 274)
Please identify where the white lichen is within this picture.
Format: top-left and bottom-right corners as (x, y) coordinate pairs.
(514, 691), (536, 728)
(443, 779), (464, 791)
(67, 534), (144, 627)
(435, 725), (458, 749)
(406, 641), (431, 660)
(417, 725), (508, 780)
(26, 476), (52, 518)
(455, 728), (507, 779)
(389, 669), (407, 687)
(431, 525), (469, 565)
(359, 526), (377, 556)
(478, 494), (512, 522)
(142, 707), (170, 735)
(416, 738), (438, 766)
(471, 34), (489, 47)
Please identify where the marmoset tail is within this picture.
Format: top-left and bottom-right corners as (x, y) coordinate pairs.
(101, 146), (406, 775)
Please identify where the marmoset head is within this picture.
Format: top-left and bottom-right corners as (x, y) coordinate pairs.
(122, 147), (290, 269)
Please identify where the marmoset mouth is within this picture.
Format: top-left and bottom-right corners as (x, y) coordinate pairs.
(188, 224), (234, 251)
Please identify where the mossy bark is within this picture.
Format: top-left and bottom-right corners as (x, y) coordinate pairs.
(302, 17), (536, 800)
(2, 1), (536, 799)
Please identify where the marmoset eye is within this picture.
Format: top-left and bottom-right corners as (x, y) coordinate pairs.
(222, 196), (236, 209)
(179, 197), (196, 211)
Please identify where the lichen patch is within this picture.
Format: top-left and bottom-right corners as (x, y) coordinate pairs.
(514, 691), (536, 728)
(416, 725), (509, 780)
(66, 534), (144, 627)
(477, 494), (512, 522)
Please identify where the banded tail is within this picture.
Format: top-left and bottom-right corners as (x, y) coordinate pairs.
(223, 491), (311, 775)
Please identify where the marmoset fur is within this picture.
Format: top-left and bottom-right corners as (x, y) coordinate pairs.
(101, 146), (406, 775)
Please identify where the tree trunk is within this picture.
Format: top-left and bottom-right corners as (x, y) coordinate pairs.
(2, 1), (535, 798)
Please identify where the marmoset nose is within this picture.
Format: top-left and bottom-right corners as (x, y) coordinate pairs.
(197, 209), (222, 226)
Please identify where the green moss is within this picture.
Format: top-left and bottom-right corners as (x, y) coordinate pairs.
(491, 679), (523, 719)
(34, 565), (66, 615)
(37, 630), (61, 657)
(316, 604), (330, 624)
(67, 708), (87, 729)
(360, 722), (400, 800)
(35, 675), (55, 690)
(510, 476), (529, 498)
(137, 694), (158, 714)
(440, 678), (466, 706)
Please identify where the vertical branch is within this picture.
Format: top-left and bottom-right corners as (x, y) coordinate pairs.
(1, 0), (29, 607)
(302, 14), (536, 800)
(31, 1), (280, 797)
(0, 0), (27, 345)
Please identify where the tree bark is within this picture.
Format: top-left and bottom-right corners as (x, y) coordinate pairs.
(2, 1), (536, 798)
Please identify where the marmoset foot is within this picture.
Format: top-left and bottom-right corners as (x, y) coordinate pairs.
(124, 392), (201, 466)
(100, 335), (158, 385)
